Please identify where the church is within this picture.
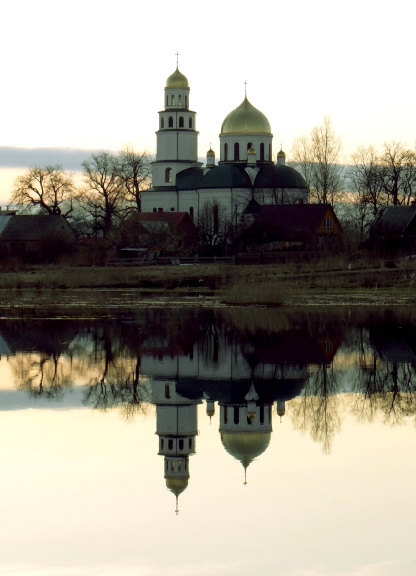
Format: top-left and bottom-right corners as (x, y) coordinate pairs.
(141, 61), (308, 222)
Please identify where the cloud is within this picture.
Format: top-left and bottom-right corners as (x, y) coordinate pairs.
(0, 147), (115, 170)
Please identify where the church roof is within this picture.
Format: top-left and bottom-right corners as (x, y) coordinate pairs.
(221, 96), (271, 135)
(176, 164), (252, 190)
(254, 164), (308, 189)
(166, 67), (189, 88)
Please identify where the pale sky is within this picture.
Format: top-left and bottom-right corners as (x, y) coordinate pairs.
(0, 0), (415, 201)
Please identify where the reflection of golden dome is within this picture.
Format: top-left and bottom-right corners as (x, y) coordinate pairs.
(221, 431), (271, 468)
(166, 67), (189, 88)
(165, 477), (189, 497)
(221, 97), (271, 135)
(247, 146), (256, 155)
(277, 408), (286, 417)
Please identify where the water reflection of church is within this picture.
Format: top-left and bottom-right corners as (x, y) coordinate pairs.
(147, 325), (338, 511)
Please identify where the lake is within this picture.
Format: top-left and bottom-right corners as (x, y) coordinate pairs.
(0, 307), (414, 576)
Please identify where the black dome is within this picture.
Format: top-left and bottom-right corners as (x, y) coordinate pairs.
(176, 167), (204, 190)
(254, 164), (307, 189)
(201, 164), (252, 189)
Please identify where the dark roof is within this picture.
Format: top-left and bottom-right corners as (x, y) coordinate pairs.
(176, 164), (252, 190)
(250, 204), (337, 242)
(369, 206), (416, 238)
(176, 163), (307, 191)
(175, 167), (204, 190)
(0, 215), (75, 241)
(137, 212), (194, 229)
(254, 164), (308, 189)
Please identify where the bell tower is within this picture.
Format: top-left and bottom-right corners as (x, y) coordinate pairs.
(152, 54), (202, 189)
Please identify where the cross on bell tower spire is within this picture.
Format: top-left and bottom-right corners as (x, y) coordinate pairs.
(175, 50), (180, 68)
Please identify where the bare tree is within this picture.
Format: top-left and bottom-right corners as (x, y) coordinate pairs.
(291, 115), (344, 205)
(11, 164), (74, 216)
(379, 141), (416, 206)
(117, 145), (152, 212)
(80, 152), (127, 239)
(198, 200), (231, 251)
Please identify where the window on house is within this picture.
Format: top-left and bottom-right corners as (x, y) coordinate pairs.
(179, 116), (184, 128)
(168, 116), (173, 128)
(189, 206), (194, 221)
(170, 207), (175, 211)
(234, 142), (240, 161)
(153, 207), (157, 212)
(324, 217), (333, 228)
(165, 167), (172, 183)
(158, 207), (163, 212)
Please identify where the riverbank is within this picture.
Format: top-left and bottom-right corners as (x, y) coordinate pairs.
(0, 257), (415, 317)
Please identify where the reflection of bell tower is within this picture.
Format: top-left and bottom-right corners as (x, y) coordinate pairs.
(152, 380), (201, 513)
(219, 382), (272, 484)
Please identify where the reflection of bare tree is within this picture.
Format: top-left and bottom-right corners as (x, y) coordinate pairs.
(12, 352), (73, 400)
(290, 364), (341, 453)
(352, 325), (416, 426)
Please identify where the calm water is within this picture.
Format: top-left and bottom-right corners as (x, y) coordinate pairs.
(0, 307), (415, 576)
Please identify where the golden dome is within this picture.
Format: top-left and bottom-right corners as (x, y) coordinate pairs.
(166, 477), (189, 496)
(221, 431), (271, 468)
(277, 149), (286, 158)
(166, 67), (189, 88)
(221, 97), (271, 135)
(207, 147), (215, 157)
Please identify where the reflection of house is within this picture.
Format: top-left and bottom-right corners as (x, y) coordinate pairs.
(368, 205), (416, 253)
(246, 203), (342, 250)
(0, 214), (76, 258)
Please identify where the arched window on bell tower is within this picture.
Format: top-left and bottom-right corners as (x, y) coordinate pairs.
(179, 116), (184, 128)
(160, 117), (164, 129)
(260, 143), (265, 161)
(165, 167), (172, 183)
(168, 116), (173, 128)
(224, 143), (228, 161)
(234, 142), (240, 161)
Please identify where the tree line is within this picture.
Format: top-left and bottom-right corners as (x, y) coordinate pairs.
(10, 122), (416, 250)
(290, 115), (416, 240)
(10, 145), (152, 241)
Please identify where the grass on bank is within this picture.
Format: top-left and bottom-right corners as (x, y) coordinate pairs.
(0, 254), (415, 307)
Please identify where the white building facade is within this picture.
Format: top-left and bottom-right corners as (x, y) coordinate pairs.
(141, 64), (308, 222)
